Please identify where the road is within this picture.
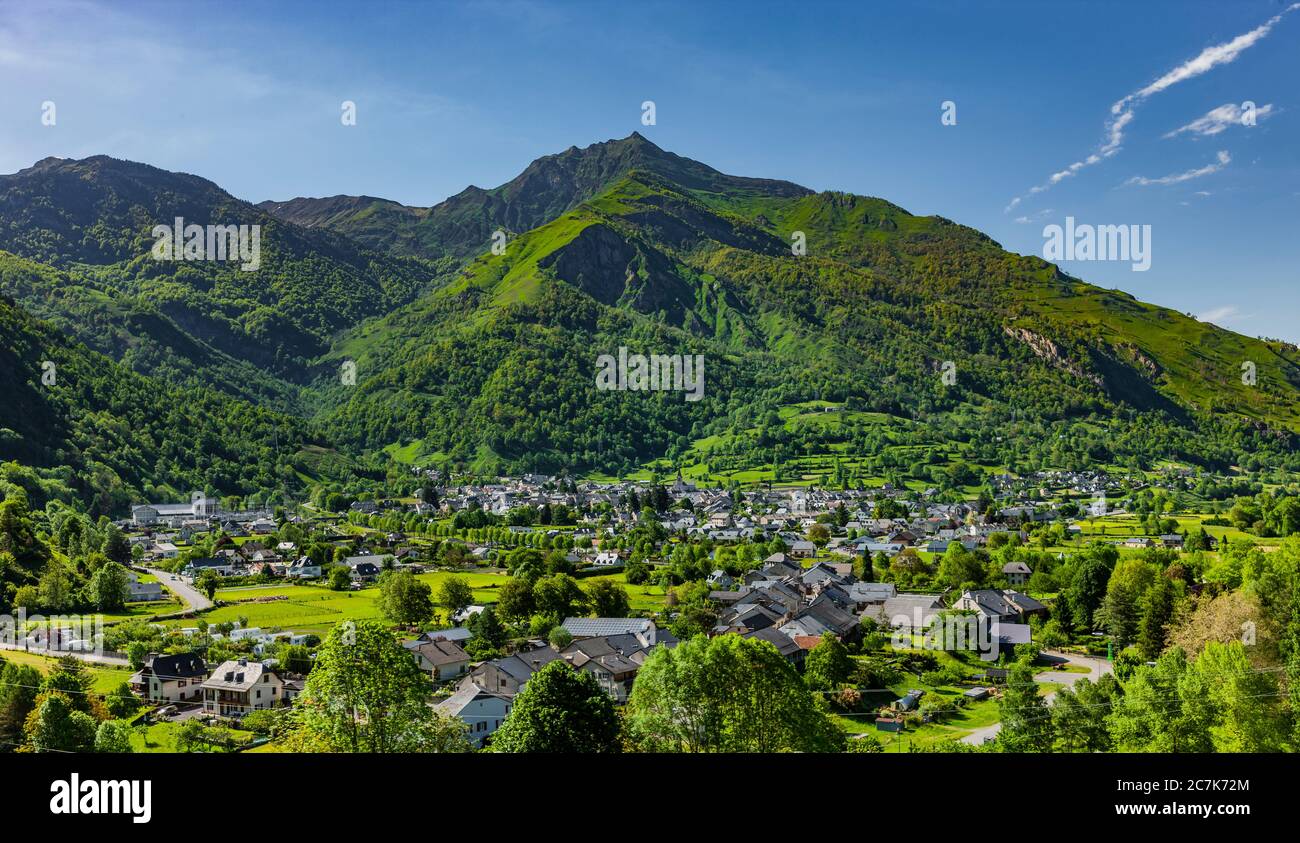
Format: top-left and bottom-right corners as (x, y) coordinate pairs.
(143, 566), (213, 614)
(0, 640), (129, 667)
(960, 650), (1113, 746)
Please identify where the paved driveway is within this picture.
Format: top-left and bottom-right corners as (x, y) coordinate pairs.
(959, 650), (1112, 746)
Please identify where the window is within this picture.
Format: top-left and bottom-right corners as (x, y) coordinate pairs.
(256, 690), (261, 699)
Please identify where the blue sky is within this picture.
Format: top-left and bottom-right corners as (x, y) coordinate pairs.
(2, 0), (1298, 339)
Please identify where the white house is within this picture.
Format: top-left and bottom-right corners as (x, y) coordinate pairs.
(435, 685), (512, 748)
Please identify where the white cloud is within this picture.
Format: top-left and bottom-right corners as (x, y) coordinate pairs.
(1165, 102), (1275, 138)
(1005, 4), (1298, 210)
(1198, 305), (1246, 325)
(1014, 208), (1053, 224)
(1126, 150), (1230, 186)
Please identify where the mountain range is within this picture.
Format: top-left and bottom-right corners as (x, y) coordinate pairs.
(2, 133), (1298, 513)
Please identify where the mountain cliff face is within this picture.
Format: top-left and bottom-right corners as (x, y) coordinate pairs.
(3, 134), (1298, 491)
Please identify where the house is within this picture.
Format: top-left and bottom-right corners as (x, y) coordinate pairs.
(846, 581), (896, 610)
(561, 618), (657, 647)
(411, 638), (471, 682)
(200, 659), (284, 717)
(435, 684), (512, 748)
(343, 554), (389, 582)
(183, 557), (237, 578)
(953, 589), (1048, 625)
(591, 551), (622, 568)
(1159, 534), (1185, 549)
(412, 627), (473, 646)
(1001, 561), (1032, 586)
(465, 648), (565, 697)
(287, 556), (322, 579)
(126, 572), (166, 602)
(876, 593), (945, 630)
(743, 627), (805, 667)
(1123, 536), (1155, 549)
(566, 646), (641, 703)
(130, 653), (206, 703)
(788, 540), (816, 558)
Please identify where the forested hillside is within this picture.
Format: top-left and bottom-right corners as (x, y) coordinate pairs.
(1, 134), (1297, 509)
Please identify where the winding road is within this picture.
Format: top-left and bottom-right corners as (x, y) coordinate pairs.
(142, 566), (213, 614)
(960, 649), (1113, 746)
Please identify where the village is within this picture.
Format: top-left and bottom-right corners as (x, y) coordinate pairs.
(11, 463), (1216, 751)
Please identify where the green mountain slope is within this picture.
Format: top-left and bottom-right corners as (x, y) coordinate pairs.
(0, 155), (447, 410)
(0, 293), (353, 515)
(314, 151), (1300, 478)
(3, 135), (1297, 491)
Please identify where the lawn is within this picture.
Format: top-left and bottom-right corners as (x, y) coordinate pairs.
(833, 693), (1002, 750)
(198, 569), (671, 636)
(127, 720), (256, 753)
(0, 648), (137, 693)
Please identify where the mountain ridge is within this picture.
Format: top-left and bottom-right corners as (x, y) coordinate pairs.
(1, 135), (1297, 493)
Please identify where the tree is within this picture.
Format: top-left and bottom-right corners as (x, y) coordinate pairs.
(628, 634), (843, 752)
(1064, 546), (1115, 631)
(584, 579), (631, 617)
(1107, 647), (1216, 752)
(87, 560), (130, 611)
(1051, 674), (1119, 752)
(496, 579), (535, 624)
(936, 543), (987, 590)
(0, 661), (42, 750)
(804, 632), (853, 690)
(42, 657), (95, 715)
(547, 626), (573, 649)
(195, 568), (221, 601)
(996, 659), (1053, 752)
(1137, 576), (1175, 660)
(1099, 558), (1155, 647)
(492, 661), (622, 753)
(94, 720), (134, 753)
(298, 620), (469, 753)
(1193, 641), (1286, 752)
(104, 682), (140, 719)
(126, 641), (149, 670)
(280, 644), (313, 675)
(101, 524), (131, 566)
(437, 575), (474, 615)
(175, 719), (205, 752)
(467, 605), (507, 649)
(328, 566), (352, 591)
(377, 570), (435, 626)
(25, 692), (96, 752)
(532, 574), (587, 619)
(807, 524), (831, 548)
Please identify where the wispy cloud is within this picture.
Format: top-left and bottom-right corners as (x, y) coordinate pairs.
(1013, 208), (1054, 224)
(1126, 150), (1230, 186)
(1198, 305), (1248, 325)
(1005, 3), (1299, 211)
(1165, 102), (1275, 138)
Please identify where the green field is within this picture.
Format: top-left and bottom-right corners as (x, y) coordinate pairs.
(0, 648), (136, 693)
(833, 693), (1001, 750)
(194, 569), (671, 635)
(127, 720), (257, 753)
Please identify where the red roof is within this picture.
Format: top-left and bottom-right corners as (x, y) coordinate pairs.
(793, 635), (823, 651)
